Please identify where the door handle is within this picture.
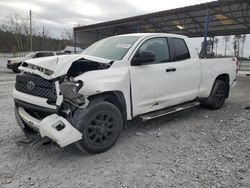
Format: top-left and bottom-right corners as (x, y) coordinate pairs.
(166, 67), (176, 72)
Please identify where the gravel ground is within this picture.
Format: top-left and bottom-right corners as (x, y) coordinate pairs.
(0, 57), (7, 67)
(0, 69), (249, 188)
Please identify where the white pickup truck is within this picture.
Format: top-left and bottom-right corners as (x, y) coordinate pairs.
(13, 33), (237, 154)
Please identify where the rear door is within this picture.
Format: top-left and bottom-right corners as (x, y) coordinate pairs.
(167, 37), (201, 104)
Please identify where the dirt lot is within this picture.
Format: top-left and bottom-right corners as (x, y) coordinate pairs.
(0, 67), (249, 188)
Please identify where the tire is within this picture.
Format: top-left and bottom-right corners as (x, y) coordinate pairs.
(202, 80), (227, 109)
(72, 101), (123, 154)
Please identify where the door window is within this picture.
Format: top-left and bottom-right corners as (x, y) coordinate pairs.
(172, 38), (190, 61)
(136, 38), (170, 64)
(39, 52), (54, 57)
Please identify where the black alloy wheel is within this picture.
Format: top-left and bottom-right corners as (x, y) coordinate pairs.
(86, 112), (116, 146)
(73, 101), (123, 154)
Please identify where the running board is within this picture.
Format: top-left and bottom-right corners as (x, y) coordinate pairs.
(139, 101), (200, 121)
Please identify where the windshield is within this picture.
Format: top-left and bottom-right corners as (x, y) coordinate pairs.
(25, 52), (36, 58)
(83, 36), (140, 61)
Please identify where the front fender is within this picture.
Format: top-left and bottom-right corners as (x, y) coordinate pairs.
(74, 67), (132, 120)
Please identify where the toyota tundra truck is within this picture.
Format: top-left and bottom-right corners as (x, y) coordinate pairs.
(13, 33), (237, 154)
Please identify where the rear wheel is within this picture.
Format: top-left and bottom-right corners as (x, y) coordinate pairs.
(72, 101), (123, 154)
(202, 80), (227, 109)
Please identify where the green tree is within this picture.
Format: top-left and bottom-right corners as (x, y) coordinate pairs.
(233, 35), (242, 57)
(214, 37), (219, 56)
(241, 34), (247, 58)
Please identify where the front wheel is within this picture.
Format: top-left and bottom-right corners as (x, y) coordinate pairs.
(72, 101), (123, 154)
(202, 80), (227, 109)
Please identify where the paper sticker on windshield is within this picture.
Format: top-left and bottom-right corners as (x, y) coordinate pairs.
(116, 44), (132, 48)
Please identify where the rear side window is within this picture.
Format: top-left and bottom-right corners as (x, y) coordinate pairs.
(35, 53), (54, 58)
(40, 53), (54, 57)
(172, 38), (190, 61)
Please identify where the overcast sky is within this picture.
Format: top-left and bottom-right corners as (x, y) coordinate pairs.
(0, 0), (249, 57)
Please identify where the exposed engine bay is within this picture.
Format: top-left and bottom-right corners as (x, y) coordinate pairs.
(66, 58), (111, 78)
(16, 57), (112, 124)
(58, 58), (112, 121)
(13, 53), (123, 148)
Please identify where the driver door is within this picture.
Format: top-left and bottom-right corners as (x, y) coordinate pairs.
(129, 37), (175, 117)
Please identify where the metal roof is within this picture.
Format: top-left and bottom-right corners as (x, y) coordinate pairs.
(73, 0), (250, 38)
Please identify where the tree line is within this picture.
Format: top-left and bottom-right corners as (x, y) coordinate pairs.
(202, 34), (248, 59)
(0, 14), (73, 53)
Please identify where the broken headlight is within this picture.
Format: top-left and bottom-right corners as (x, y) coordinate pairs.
(60, 81), (83, 99)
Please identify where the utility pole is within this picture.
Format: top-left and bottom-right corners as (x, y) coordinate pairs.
(29, 10), (32, 51)
(74, 31), (76, 54)
(42, 26), (45, 50)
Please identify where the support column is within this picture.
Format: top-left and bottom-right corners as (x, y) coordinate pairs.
(203, 8), (210, 58)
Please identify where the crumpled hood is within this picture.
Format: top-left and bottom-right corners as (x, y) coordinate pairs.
(22, 54), (112, 78)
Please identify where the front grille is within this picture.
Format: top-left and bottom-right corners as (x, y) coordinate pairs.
(15, 73), (56, 101)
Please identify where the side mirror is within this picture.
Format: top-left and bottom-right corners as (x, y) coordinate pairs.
(132, 51), (155, 66)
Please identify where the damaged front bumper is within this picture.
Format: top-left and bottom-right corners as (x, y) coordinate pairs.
(15, 105), (82, 147)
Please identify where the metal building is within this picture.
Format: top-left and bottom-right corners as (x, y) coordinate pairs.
(73, 0), (250, 50)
